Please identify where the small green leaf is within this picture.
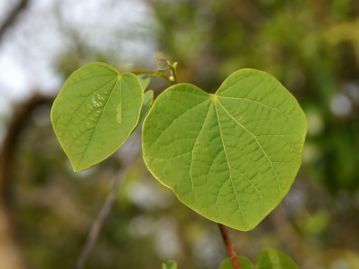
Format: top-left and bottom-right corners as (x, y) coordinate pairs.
(256, 248), (299, 269)
(138, 75), (151, 91)
(143, 69), (307, 230)
(51, 62), (143, 171)
(219, 256), (253, 269)
(162, 260), (177, 269)
(140, 90), (154, 122)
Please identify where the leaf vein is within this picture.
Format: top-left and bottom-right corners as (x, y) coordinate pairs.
(150, 99), (209, 146)
(78, 79), (120, 166)
(216, 100), (282, 191)
(189, 101), (212, 191)
(213, 101), (247, 226)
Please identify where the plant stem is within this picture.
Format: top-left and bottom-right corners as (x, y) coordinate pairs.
(130, 59), (178, 85)
(0, 0), (28, 43)
(218, 223), (241, 269)
(130, 68), (174, 84)
(75, 136), (140, 269)
(129, 68), (157, 75)
(75, 170), (124, 269)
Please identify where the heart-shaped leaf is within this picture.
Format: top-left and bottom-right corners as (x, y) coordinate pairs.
(256, 248), (299, 269)
(51, 62), (143, 171)
(143, 69), (306, 230)
(219, 256), (253, 269)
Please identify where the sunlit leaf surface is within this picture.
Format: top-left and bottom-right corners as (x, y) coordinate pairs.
(143, 69), (306, 230)
(51, 62), (143, 171)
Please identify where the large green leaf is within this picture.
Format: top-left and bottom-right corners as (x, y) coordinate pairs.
(143, 69), (306, 230)
(256, 248), (299, 269)
(219, 256), (253, 269)
(51, 62), (143, 171)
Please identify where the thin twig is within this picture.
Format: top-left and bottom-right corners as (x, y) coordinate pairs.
(0, 0), (29, 42)
(131, 68), (174, 84)
(75, 136), (140, 269)
(218, 223), (241, 269)
(75, 170), (124, 269)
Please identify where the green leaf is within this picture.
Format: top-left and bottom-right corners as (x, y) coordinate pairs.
(162, 260), (177, 269)
(142, 69), (307, 230)
(256, 248), (299, 269)
(219, 256), (253, 269)
(140, 90), (154, 122)
(138, 75), (151, 91)
(51, 62), (143, 171)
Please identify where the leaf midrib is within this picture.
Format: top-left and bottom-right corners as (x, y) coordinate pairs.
(78, 78), (121, 167)
(213, 99), (246, 227)
(215, 99), (282, 191)
(58, 77), (118, 139)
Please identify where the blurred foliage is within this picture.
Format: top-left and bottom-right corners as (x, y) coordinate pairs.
(219, 256), (253, 269)
(152, 0), (359, 191)
(1, 0), (359, 269)
(162, 260), (177, 269)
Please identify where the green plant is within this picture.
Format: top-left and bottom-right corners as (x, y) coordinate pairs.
(162, 260), (177, 269)
(218, 248), (299, 269)
(51, 58), (306, 269)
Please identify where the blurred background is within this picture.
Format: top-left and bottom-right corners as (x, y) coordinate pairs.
(0, 0), (358, 268)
